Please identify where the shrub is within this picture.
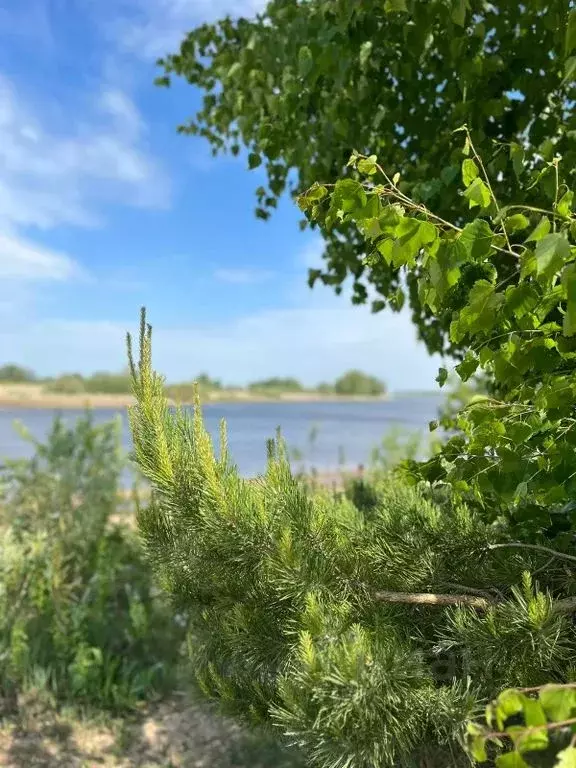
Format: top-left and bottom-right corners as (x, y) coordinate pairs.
(83, 371), (132, 394)
(333, 370), (386, 397)
(125, 312), (576, 767)
(248, 377), (304, 394)
(0, 364), (36, 383)
(0, 413), (186, 711)
(44, 374), (86, 395)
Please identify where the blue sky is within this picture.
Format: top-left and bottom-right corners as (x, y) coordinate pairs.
(0, 0), (442, 390)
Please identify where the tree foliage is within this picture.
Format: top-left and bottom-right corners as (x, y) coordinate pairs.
(333, 369), (386, 396)
(298, 128), (576, 540)
(0, 364), (36, 383)
(155, 0), (576, 357)
(469, 683), (576, 767)
(127, 298), (576, 767)
(0, 413), (184, 710)
(248, 376), (304, 393)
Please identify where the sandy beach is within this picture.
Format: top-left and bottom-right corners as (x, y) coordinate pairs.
(0, 383), (388, 409)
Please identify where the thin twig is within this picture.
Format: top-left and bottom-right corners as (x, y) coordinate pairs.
(464, 126), (513, 253)
(531, 556), (557, 578)
(485, 716), (576, 741)
(488, 543), (576, 565)
(371, 161), (523, 262)
(517, 683), (576, 694)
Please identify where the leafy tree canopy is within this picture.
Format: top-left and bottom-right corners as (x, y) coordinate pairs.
(248, 376), (304, 392)
(0, 364), (36, 383)
(297, 125), (576, 536)
(334, 369), (386, 396)
(155, 0), (576, 357)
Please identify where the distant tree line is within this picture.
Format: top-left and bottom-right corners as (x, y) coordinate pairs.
(0, 363), (387, 398)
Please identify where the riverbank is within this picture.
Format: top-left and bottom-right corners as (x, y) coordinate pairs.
(0, 384), (389, 409)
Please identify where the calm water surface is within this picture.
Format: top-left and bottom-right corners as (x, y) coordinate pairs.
(0, 397), (442, 483)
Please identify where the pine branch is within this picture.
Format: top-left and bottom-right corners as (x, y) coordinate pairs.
(374, 590), (495, 610)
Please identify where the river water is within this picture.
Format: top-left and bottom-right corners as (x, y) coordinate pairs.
(0, 397), (443, 481)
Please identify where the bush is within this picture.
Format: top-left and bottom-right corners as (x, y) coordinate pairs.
(333, 370), (386, 397)
(0, 413), (186, 711)
(44, 374), (86, 395)
(0, 364), (36, 383)
(248, 377), (304, 394)
(83, 371), (132, 394)
(126, 314), (576, 767)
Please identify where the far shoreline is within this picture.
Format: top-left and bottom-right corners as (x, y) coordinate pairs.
(0, 391), (390, 410)
(0, 384), (440, 410)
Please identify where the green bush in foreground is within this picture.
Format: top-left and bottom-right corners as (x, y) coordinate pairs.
(0, 413), (186, 711)
(126, 311), (576, 768)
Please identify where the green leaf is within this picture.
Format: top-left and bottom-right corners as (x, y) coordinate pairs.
(391, 217), (426, 267)
(562, 264), (576, 337)
(459, 219), (494, 260)
(456, 352), (479, 382)
(515, 727), (549, 754)
(514, 481), (529, 502)
(495, 690), (525, 730)
(227, 62), (242, 79)
(302, 183), (328, 205)
(359, 41), (373, 68)
(298, 46), (313, 77)
(469, 735), (488, 762)
(535, 234), (571, 277)
(505, 284), (539, 319)
(540, 685), (576, 722)
(567, 8), (576, 56)
(510, 143), (525, 178)
(507, 422), (533, 443)
(462, 158), (479, 187)
(504, 214), (530, 233)
(456, 279), (503, 338)
(526, 216), (551, 243)
(429, 420), (439, 432)
(248, 152), (262, 169)
(556, 745), (576, 768)
(520, 249), (537, 279)
(384, 0), (408, 11)
(436, 367), (448, 387)
(331, 179), (367, 218)
(557, 190), (574, 218)
(515, 698), (548, 752)
(451, 0), (470, 26)
(564, 56), (576, 84)
(495, 751), (530, 768)
(464, 177), (491, 209)
(357, 155), (378, 175)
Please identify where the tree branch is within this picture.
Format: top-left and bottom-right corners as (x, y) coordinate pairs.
(488, 543), (576, 565)
(374, 590), (576, 613)
(374, 590), (495, 610)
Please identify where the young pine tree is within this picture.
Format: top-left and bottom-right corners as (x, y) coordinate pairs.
(127, 310), (576, 768)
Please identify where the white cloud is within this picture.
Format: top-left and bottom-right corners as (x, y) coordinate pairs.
(0, 72), (169, 320)
(214, 268), (273, 285)
(108, 0), (269, 59)
(0, 73), (169, 231)
(0, 231), (81, 281)
(0, 288), (442, 391)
